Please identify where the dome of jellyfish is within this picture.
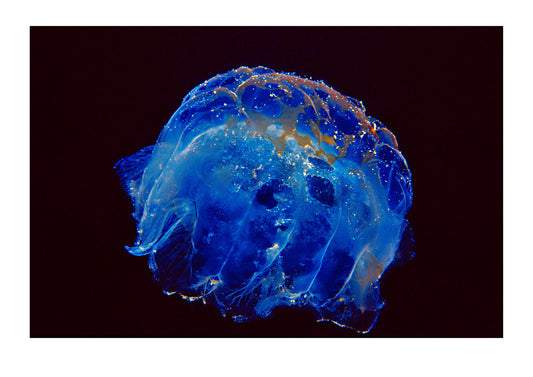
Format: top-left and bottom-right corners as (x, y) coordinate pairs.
(114, 66), (414, 333)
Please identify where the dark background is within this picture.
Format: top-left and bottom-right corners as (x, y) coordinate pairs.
(30, 27), (502, 337)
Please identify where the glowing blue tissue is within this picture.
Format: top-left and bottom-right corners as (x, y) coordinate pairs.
(115, 66), (413, 332)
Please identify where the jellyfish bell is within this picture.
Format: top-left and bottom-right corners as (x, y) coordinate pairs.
(115, 66), (413, 333)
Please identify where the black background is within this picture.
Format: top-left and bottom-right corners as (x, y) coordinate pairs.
(30, 27), (502, 337)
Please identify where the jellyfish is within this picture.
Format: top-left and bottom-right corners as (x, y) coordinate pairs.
(114, 66), (413, 333)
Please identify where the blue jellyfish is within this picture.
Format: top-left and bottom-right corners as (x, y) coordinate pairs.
(115, 66), (413, 333)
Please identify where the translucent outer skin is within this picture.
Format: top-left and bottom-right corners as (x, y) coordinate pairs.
(115, 66), (413, 332)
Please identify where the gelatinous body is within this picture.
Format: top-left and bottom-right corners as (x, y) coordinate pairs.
(115, 66), (413, 332)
